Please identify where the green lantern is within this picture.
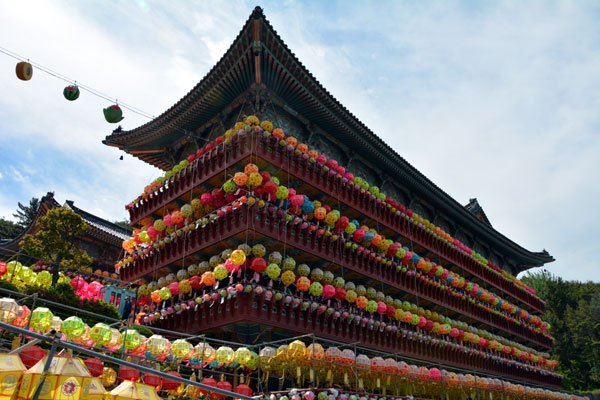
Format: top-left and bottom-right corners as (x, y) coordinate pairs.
(63, 85), (80, 101)
(61, 316), (85, 339)
(90, 322), (112, 346)
(158, 286), (172, 301)
(30, 307), (54, 333)
(123, 329), (142, 351)
(103, 104), (124, 123)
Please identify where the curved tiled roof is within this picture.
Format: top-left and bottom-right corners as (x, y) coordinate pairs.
(103, 7), (553, 270)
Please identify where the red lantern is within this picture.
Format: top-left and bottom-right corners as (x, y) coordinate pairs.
(118, 365), (140, 382)
(214, 380), (233, 399)
(234, 384), (253, 398)
(20, 345), (46, 368)
(84, 357), (104, 377)
(190, 275), (202, 290)
(161, 371), (182, 391)
(142, 373), (162, 389)
(200, 377), (217, 397)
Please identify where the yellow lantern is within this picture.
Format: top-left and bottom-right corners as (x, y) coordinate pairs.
(17, 356), (92, 400)
(234, 347), (252, 366)
(100, 367), (117, 387)
(230, 250), (246, 266)
(110, 380), (161, 400)
(215, 346), (235, 366)
(29, 307), (54, 333)
(74, 325), (91, 345)
(83, 377), (108, 400)
(146, 335), (170, 358)
(287, 340), (307, 364)
(171, 339), (194, 361)
(0, 354), (27, 400)
(0, 298), (18, 324)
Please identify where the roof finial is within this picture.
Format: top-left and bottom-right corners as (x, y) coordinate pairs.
(252, 6), (264, 19)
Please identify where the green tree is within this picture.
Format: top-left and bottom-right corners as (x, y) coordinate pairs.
(13, 197), (39, 228)
(19, 207), (93, 285)
(522, 271), (600, 391)
(112, 219), (131, 230)
(0, 217), (22, 239)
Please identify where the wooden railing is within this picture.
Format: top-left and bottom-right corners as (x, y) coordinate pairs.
(121, 205), (552, 349)
(126, 133), (545, 314)
(144, 290), (561, 388)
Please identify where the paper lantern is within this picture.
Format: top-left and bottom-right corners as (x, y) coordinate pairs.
(63, 85), (80, 101)
(146, 335), (170, 358)
(214, 380), (232, 399)
(171, 339), (194, 361)
(107, 328), (122, 348)
(234, 384), (253, 397)
(199, 377), (217, 397)
(84, 357), (104, 377)
(100, 367), (117, 387)
(90, 323), (112, 346)
(259, 347), (276, 373)
(103, 105), (124, 123)
(162, 371), (182, 391)
(19, 345), (46, 368)
(123, 329), (142, 351)
(118, 365), (140, 382)
(306, 344), (325, 363)
(0, 298), (18, 323)
(15, 62), (33, 81)
(215, 346), (235, 366)
(142, 373), (162, 389)
(29, 307), (53, 333)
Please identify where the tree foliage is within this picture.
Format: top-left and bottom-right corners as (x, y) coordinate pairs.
(522, 270), (600, 391)
(13, 197), (39, 228)
(0, 217), (22, 240)
(19, 207), (93, 284)
(112, 219), (131, 230)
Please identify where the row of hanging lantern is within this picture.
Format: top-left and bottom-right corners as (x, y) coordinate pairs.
(14, 61), (124, 123)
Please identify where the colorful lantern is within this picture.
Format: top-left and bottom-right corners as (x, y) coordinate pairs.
(90, 323), (112, 346)
(63, 85), (80, 101)
(15, 62), (33, 81)
(0, 298), (18, 323)
(103, 105), (124, 123)
(29, 307), (53, 333)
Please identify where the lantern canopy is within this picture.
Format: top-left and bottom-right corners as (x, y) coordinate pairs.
(110, 380), (161, 400)
(17, 355), (91, 400)
(0, 354), (27, 400)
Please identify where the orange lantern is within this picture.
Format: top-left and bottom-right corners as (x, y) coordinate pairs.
(296, 277), (310, 292)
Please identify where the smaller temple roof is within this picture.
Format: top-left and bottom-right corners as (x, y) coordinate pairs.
(464, 198), (492, 227)
(0, 192), (131, 255)
(64, 200), (131, 242)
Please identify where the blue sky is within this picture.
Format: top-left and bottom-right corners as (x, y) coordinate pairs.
(1, 1), (599, 282)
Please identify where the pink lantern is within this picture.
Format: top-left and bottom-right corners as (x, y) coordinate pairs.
(87, 281), (103, 300)
(168, 282), (180, 296)
(70, 276), (86, 290)
(322, 285), (335, 299)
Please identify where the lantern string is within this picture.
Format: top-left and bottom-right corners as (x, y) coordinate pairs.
(0, 45), (155, 119)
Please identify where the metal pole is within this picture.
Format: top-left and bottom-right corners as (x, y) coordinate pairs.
(9, 331), (54, 354)
(311, 335), (316, 387)
(31, 331), (60, 400)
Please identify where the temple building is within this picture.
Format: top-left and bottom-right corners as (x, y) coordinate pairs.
(0, 192), (131, 274)
(105, 7), (560, 395)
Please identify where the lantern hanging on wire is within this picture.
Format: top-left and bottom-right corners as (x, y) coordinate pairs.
(15, 61), (33, 81)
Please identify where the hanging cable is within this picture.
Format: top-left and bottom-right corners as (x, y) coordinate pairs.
(0, 45), (155, 119)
